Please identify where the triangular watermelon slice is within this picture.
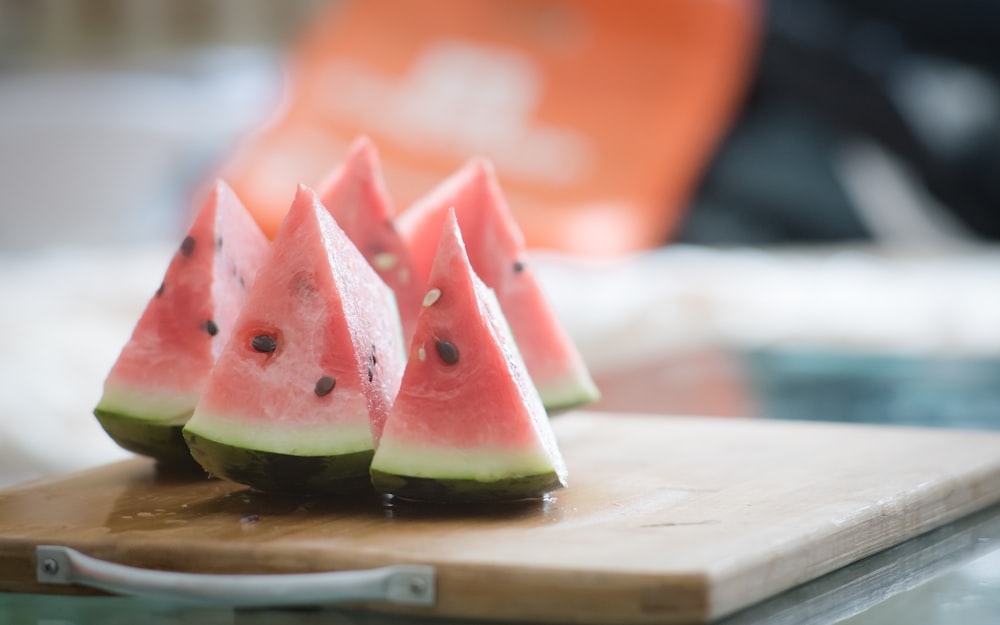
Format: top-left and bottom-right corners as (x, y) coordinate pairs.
(397, 159), (599, 411)
(182, 185), (405, 493)
(371, 209), (567, 502)
(94, 180), (269, 466)
(316, 137), (425, 344)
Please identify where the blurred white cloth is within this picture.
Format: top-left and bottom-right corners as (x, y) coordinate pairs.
(539, 245), (1000, 371)
(0, 246), (165, 487)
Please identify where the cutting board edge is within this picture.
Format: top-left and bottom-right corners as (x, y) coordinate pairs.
(5, 415), (1000, 625)
(703, 460), (1000, 620)
(0, 534), (715, 625)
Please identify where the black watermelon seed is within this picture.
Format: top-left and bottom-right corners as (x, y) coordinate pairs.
(180, 236), (196, 257)
(513, 260), (525, 273)
(155, 282), (164, 298)
(367, 364), (374, 383)
(216, 236), (224, 250)
(251, 335), (277, 353)
(370, 344), (377, 365)
(314, 375), (336, 397)
(436, 340), (459, 365)
(239, 276), (246, 289)
(202, 320), (219, 336)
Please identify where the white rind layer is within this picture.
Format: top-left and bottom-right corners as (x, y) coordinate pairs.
(96, 382), (199, 425)
(370, 437), (560, 481)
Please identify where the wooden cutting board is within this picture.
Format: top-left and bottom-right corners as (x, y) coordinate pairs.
(2, 412), (1000, 624)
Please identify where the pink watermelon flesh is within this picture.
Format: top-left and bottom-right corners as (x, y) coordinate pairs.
(397, 159), (599, 411)
(317, 136), (425, 344)
(371, 209), (567, 502)
(95, 180), (269, 465)
(183, 184), (405, 493)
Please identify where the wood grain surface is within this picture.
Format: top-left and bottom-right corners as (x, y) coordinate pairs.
(2, 412), (1000, 624)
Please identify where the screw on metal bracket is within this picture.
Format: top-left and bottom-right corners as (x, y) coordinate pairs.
(408, 576), (428, 597)
(40, 558), (59, 576)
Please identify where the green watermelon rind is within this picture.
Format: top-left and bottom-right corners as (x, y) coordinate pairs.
(369, 406), (568, 503)
(370, 468), (564, 502)
(183, 430), (374, 494)
(538, 376), (602, 413)
(93, 409), (200, 468)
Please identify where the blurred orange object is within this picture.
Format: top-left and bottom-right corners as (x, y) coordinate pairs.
(223, 0), (761, 255)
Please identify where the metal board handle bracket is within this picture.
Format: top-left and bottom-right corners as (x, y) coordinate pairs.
(36, 545), (435, 608)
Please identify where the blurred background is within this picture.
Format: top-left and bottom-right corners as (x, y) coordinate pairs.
(3, 2), (1000, 622)
(2, 0), (1000, 485)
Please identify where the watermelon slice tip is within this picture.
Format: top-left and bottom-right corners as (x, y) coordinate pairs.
(94, 179), (269, 467)
(370, 209), (567, 503)
(182, 184), (405, 493)
(397, 159), (600, 412)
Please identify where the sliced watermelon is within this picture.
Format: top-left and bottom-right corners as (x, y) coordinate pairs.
(371, 209), (567, 502)
(94, 180), (269, 466)
(182, 185), (405, 493)
(397, 159), (599, 411)
(317, 137), (425, 344)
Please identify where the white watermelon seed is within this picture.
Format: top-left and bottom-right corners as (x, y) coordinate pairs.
(373, 252), (398, 271)
(417, 346), (426, 361)
(423, 288), (442, 307)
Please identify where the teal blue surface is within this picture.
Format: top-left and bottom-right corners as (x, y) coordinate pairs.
(742, 348), (1000, 430)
